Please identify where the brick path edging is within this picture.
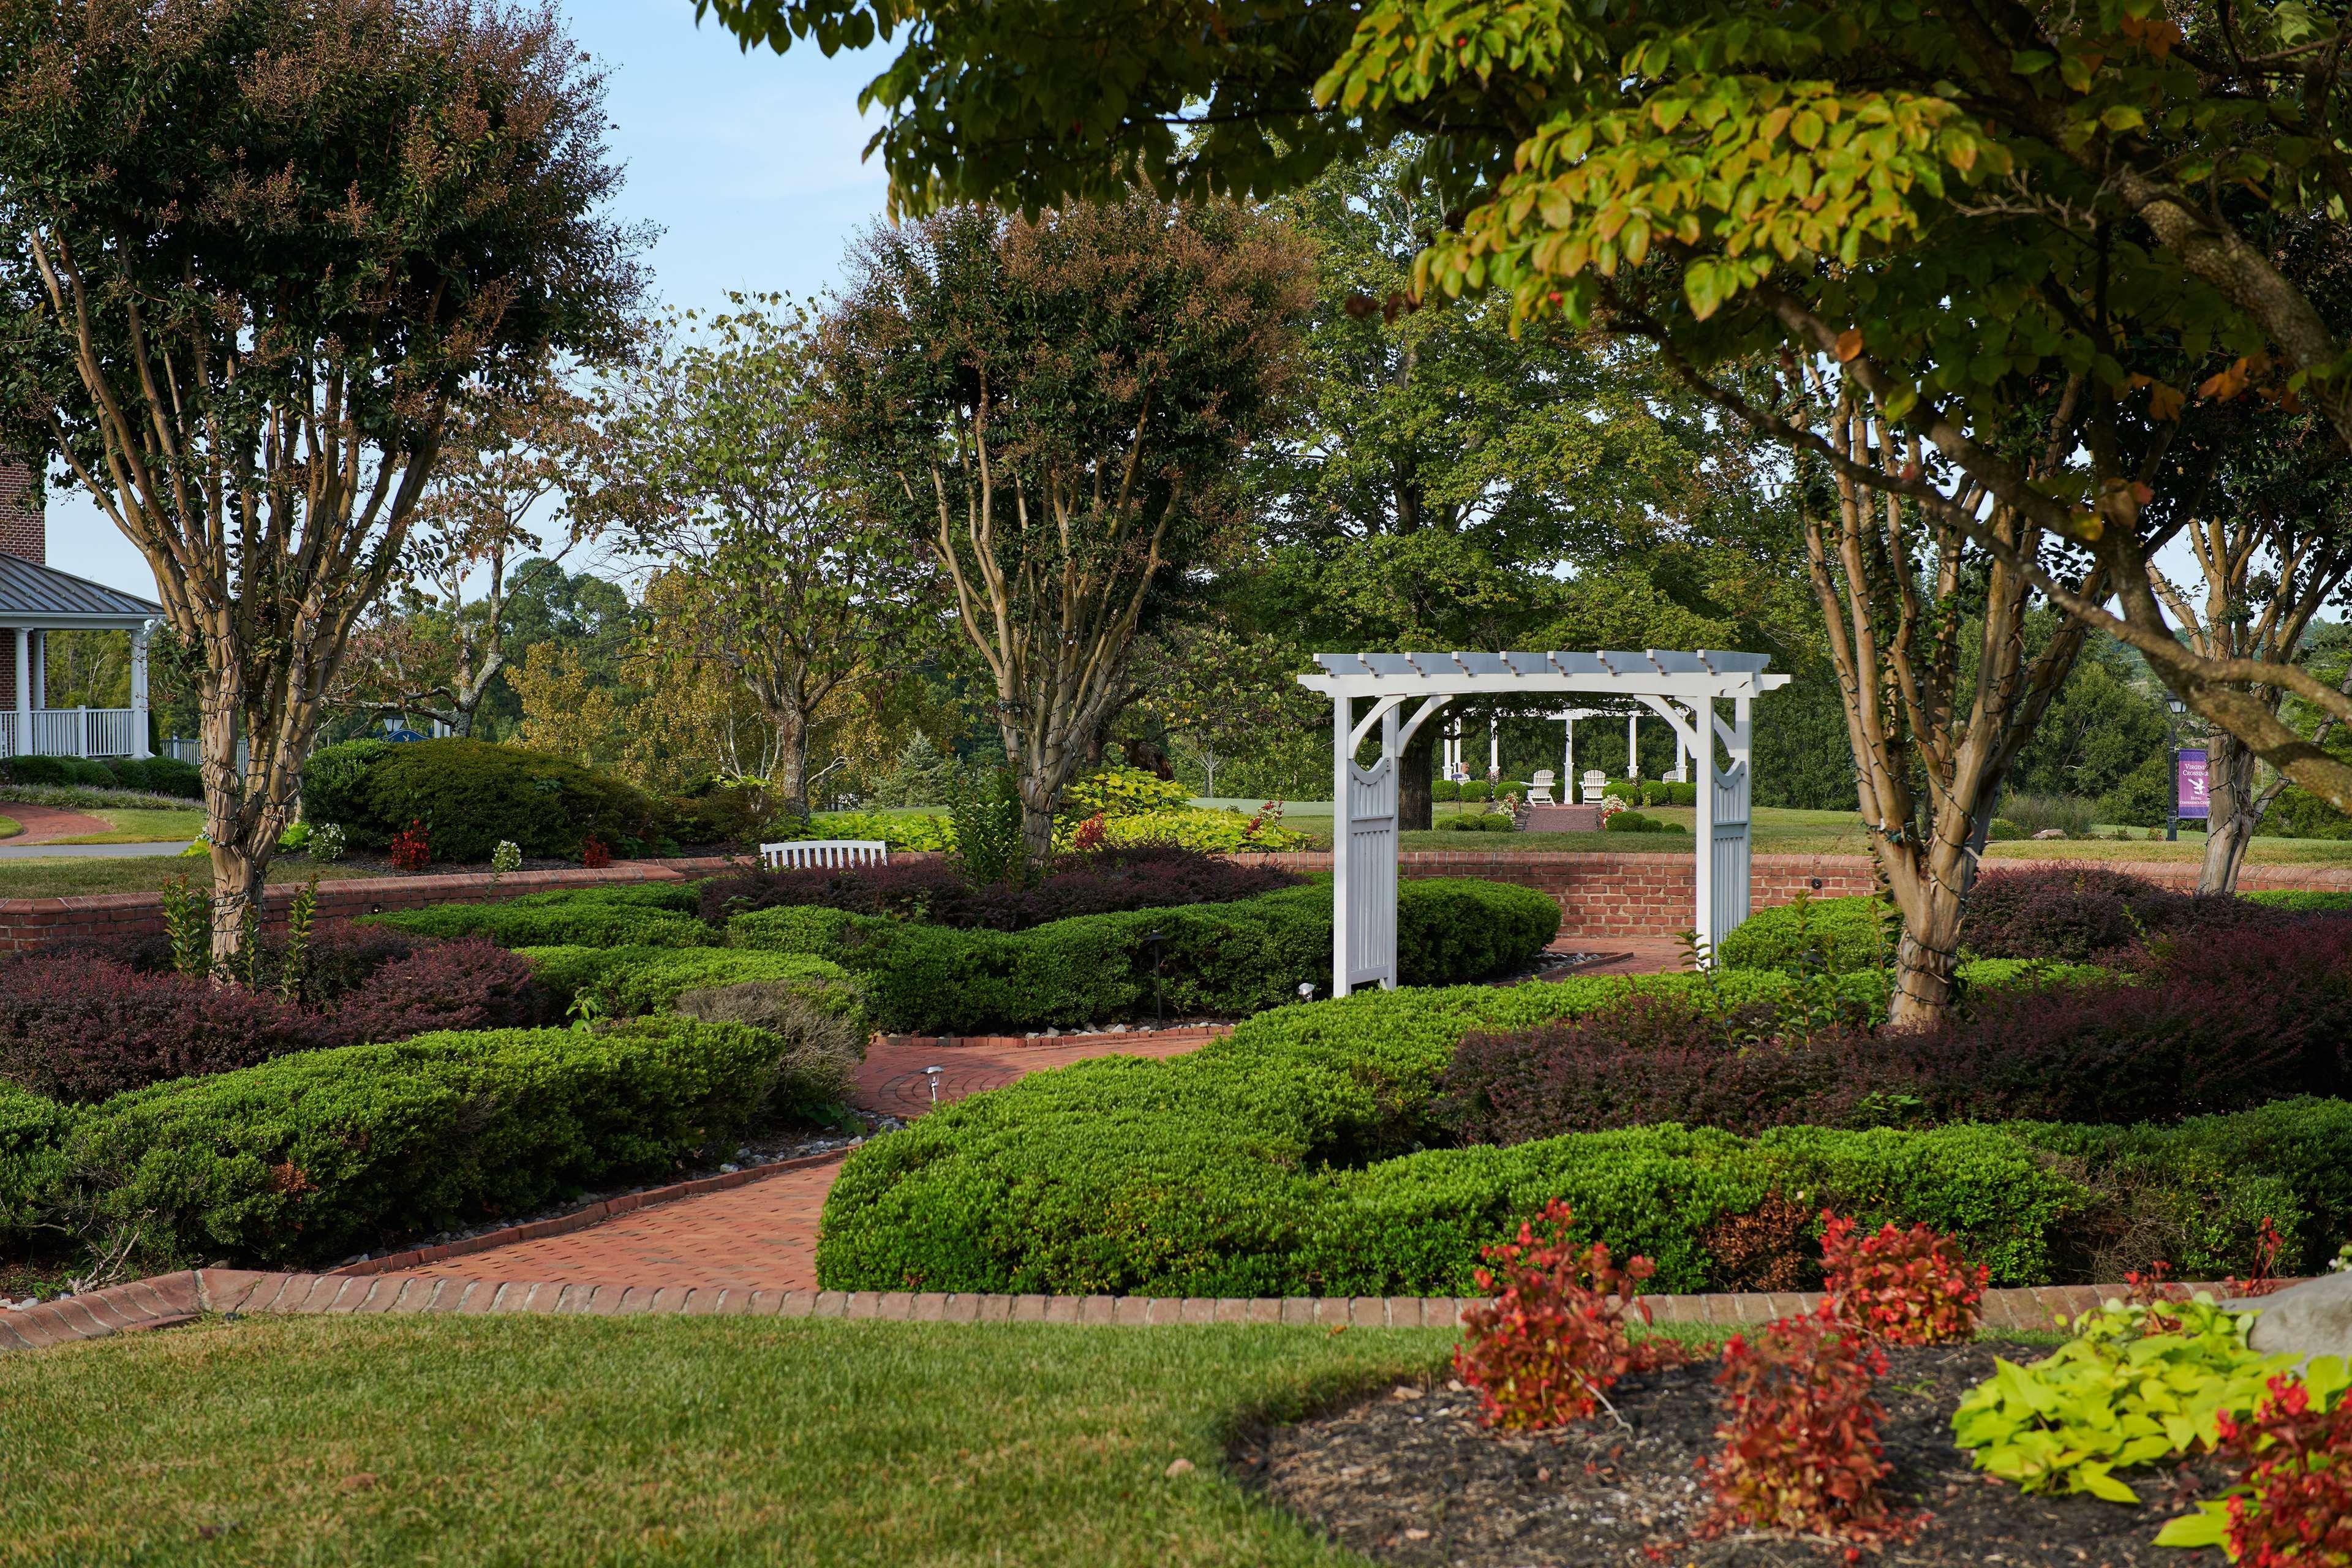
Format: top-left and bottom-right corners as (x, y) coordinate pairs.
(0, 1270), (2220, 1352)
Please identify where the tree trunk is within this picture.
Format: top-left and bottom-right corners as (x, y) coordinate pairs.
(198, 684), (281, 970)
(772, 704), (810, 818)
(2198, 731), (2261, 894)
(1883, 843), (1971, 1027)
(1015, 751), (1068, 861)
(1397, 718), (1436, 832)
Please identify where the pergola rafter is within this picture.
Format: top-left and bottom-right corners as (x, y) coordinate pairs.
(1296, 650), (1792, 995)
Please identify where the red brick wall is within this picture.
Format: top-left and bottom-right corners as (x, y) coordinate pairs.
(0, 849), (2347, 956)
(0, 857), (739, 955)
(0, 457), (43, 564)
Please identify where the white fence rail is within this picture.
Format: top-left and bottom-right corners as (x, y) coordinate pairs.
(0, 708), (143, 759)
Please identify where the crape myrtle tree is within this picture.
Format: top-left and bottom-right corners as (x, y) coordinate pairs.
(0, 0), (642, 963)
(337, 377), (617, 739)
(700, 0), (2352, 1017)
(813, 198), (1311, 858)
(601, 296), (932, 818)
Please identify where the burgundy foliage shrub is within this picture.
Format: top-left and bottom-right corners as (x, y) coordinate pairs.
(326, 938), (549, 1044)
(697, 844), (1302, 930)
(1963, 864), (2272, 962)
(0, 956), (333, 1102)
(0, 938), (549, 1102)
(1441, 921), (2352, 1142)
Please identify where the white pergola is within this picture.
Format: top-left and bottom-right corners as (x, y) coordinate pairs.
(1297, 650), (1790, 996)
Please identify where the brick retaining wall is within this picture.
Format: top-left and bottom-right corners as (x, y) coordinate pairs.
(0, 856), (742, 954)
(2, 846), (2348, 953)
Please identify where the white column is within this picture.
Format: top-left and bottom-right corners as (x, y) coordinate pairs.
(29, 630), (43, 711)
(1562, 715), (1575, 788)
(1626, 713), (1640, 777)
(12, 628), (28, 758)
(130, 626), (151, 759)
(1332, 693), (1352, 998)
(1691, 698), (1714, 960)
(1487, 715), (1499, 780)
(1675, 724), (1689, 783)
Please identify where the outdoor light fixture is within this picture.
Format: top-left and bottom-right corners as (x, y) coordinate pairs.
(2168, 696), (2187, 716)
(923, 1065), (942, 1105)
(1297, 981), (1316, 1001)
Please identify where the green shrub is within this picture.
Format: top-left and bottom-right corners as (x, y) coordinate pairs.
(67, 1018), (793, 1267)
(816, 810), (956, 851)
(0, 1081), (74, 1235)
(1602, 810), (1685, 834)
(814, 977), (2352, 1297)
(1098, 807), (1310, 853)
(731, 878), (1561, 1034)
(104, 756), (203, 798)
(301, 737), (671, 861)
(1718, 894), (1893, 975)
(3, 755), (119, 788)
(361, 885), (713, 949)
(1056, 766), (1191, 821)
(519, 944), (863, 1024)
(1436, 812), (1515, 832)
(2244, 890), (2352, 914)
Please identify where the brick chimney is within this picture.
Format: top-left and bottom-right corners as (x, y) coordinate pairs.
(0, 457), (42, 564)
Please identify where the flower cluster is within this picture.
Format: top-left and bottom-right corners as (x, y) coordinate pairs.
(388, 820), (431, 872)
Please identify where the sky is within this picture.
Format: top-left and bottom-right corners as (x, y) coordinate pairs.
(44, 0), (892, 597)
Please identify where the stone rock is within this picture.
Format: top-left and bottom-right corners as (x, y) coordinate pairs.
(2032, 827), (2068, 840)
(2236, 1272), (2352, 1363)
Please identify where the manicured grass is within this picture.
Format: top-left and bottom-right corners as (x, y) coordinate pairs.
(0, 856), (380, 900)
(0, 814), (20, 840)
(48, 807), (209, 844)
(0, 1314), (1453, 1567)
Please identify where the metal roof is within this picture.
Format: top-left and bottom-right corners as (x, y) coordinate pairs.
(0, 554), (160, 622)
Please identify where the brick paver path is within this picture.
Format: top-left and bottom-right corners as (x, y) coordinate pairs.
(399, 1027), (1230, 1292)
(4, 802), (119, 844)
(383, 952), (1687, 1295)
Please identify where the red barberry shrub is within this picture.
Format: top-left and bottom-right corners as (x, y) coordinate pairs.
(579, 834), (611, 869)
(1819, 1212), (1986, 1345)
(1071, 812), (1107, 853)
(1453, 1199), (1683, 1430)
(2213, 1373), (2352, 1567)
(1706, 1308), (1907, 1541)
(388, 820), (431, 872)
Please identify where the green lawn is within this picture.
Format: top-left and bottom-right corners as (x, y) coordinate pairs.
(0, 1314), (1454, 1568)
(48, 807), (208, 845)
(0, 856), (380, 901)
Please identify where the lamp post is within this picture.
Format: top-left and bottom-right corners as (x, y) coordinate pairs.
(2165, 695), (2186, 841)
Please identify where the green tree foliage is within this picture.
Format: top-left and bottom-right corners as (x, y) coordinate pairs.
(0, 0), (642, 961)
(813, 198), (1312, 855)
(603, 297), (932, 814)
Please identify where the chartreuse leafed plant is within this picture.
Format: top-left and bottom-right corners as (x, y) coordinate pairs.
(1951, 1298), (2302, 1502)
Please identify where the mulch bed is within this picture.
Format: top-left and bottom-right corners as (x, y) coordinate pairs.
(1238, 1340), (2229, 1567)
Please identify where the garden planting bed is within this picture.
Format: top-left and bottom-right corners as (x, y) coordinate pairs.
(1248, 1343), (2224, 1567)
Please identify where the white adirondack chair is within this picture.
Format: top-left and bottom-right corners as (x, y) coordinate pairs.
(761, 839), (889, 871)
(1528, 769), (1556, 804)
(1581, 769), (1610, 804)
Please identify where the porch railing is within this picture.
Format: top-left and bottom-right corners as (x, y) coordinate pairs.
(0, 708), (145, 759)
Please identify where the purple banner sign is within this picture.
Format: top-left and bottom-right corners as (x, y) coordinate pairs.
(2176, 747), (2210, 820)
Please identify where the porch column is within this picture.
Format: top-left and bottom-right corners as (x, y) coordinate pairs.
(12, 627), (27, 757)
(1626, 712), (1640, 777)
(130, 625), (151, 759)
(1487, 715), (1498, 781)
(29, 630), (42, 710)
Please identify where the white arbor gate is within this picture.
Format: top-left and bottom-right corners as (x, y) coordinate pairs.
(1298, 650), (1790, 996)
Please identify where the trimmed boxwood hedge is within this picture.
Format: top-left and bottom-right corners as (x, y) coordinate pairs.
(56, 1018), (794, 1267)
(0, 1080), (72, 1237)
(303, 737), (679, 861)
(361, 885), (714, 949)
(729, 878), (1562, 1035)
(519, 945), (864, 1023)
(813, 974), (2352, 1297)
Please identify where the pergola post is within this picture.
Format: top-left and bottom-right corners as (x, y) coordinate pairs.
(130, 624), (151, 760)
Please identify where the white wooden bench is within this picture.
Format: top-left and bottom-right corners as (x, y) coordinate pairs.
(761, 839), (890, 871)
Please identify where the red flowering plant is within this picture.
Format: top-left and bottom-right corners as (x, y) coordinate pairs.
(1071, 812), (1107, 853)
(2125, 1259), (2194, 1309)
(2225, 1215), (2292, 1300)
(1705, 1306), (1918, 1544)
(1819, 1212), (1986, 1346)
(1453, 1199), (1683, 1430)
(388, 820), (431, 872)
(2157, 1361), (2352, 1563)
(580, 835), (611, 869)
